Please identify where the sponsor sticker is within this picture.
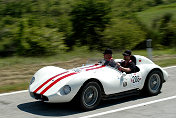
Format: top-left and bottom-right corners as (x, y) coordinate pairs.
(123, 82), (127, 87)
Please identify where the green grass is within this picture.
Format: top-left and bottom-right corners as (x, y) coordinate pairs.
(0, 46), (102, 68)
(133, 48), (176, 56)
(0, 47), (176, 68)
(155, 58), (176, 67)
(136, 3), (176, 29)
(0, 82), (29, 93)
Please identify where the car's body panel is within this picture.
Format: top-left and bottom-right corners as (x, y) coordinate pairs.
(29, 55), (168, 103)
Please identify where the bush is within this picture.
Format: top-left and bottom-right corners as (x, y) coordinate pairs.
(153, 13), (176, 47)
(103, 18), (146, 50)
(16, 26), (67, 56)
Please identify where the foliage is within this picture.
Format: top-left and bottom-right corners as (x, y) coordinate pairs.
(70, 0), (111, 50)
(103, 18), (146, 50)
(0, 0), (175, 56)
(136, 3), (176, 48)
(0, 0), (70, 56)
(158, 13), (175, 46)
(110, 0), (156, 18)
(15, 24), (66, 56)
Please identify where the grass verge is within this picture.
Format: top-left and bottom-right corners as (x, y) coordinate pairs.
(155, 58), (176, 67)
(0, 82), (29, 94)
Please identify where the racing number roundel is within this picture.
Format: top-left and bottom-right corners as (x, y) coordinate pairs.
(131, 73), (141, 86)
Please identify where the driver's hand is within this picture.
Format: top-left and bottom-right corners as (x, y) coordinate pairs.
(115, 62), (121, 69)
(98, 59), (105, 65)
(116, 62), (121, 66)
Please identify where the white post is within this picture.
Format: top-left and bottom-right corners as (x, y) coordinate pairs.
(146, 39), (153, 61)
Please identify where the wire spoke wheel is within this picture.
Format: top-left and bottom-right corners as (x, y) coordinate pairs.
(148, 74), (161, 93)
(83, 86), (98, 107)
(80, 82), (102, 111)
(143, 70), (163, 96)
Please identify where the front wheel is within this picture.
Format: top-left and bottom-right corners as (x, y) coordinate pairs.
(143, 70), (163, 96)
(79, 82), (102, 111)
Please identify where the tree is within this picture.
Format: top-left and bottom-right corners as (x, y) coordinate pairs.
(70, 0), (111, 50)
(159, 13), (173, 46)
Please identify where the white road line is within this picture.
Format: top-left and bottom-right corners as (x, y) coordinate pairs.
(0, 90), (28, 97)
(163, 66), (176, 69)
(80, 95), (176, 118)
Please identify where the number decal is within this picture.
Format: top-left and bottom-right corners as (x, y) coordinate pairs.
(131, 74), (141, 83)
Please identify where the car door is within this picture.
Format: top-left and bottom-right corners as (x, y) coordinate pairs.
(98, 67), (130, 94)
(121, 72), (143, 92)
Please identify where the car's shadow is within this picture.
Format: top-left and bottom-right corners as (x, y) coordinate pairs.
(17, 95), (149, 117)
(17, 101), (81, 117)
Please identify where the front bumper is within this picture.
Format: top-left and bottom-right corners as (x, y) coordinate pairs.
(30, 92), (49, 101)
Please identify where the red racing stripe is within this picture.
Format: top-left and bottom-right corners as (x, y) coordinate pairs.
(39, 65), (105, 95)
(40, 72), (77, 95)
(34, 65), (98, 93)
(34, 71), (69, 93)
(86, 65), (105, 71)
(79, 64), (99, 69)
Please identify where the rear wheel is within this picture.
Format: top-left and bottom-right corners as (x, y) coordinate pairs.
(79, 82), (102, 111)
(143, 70), (163, 96)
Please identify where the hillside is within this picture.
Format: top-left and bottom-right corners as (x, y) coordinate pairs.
(136, 3), (176, 29)
(0, 0), (175, 57)
(135, 2), (176, 48)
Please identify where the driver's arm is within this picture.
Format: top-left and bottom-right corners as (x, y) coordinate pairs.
(117, 62), (135, 73)
(119, 66), (131, 73)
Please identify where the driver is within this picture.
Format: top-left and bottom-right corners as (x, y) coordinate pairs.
(117, 50), (136, 74)
(100, 49), (117, 68)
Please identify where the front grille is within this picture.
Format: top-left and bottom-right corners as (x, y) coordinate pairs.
(32, 92), (49, 101)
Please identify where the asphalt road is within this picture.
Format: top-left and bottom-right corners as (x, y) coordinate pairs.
(0, 66), (176, 118)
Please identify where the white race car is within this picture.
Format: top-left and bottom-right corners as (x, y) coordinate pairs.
(29, 55), (168, 110)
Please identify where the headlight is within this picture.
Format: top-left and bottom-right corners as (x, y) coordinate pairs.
(30, 77), (35, 85)
(63, 85), (71, 95)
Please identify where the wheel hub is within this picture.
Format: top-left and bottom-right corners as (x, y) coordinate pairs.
(153, 81), (157, 85)
(88, 93), (94, 99)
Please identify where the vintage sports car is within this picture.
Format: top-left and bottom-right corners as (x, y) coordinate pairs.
(29, 55), (168, 110)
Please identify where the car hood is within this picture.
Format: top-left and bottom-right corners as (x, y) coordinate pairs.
(29, 64), (106, 96)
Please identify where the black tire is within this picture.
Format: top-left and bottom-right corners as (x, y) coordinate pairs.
(79, 82), (102, 111)
(143, 70), (163, 96)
